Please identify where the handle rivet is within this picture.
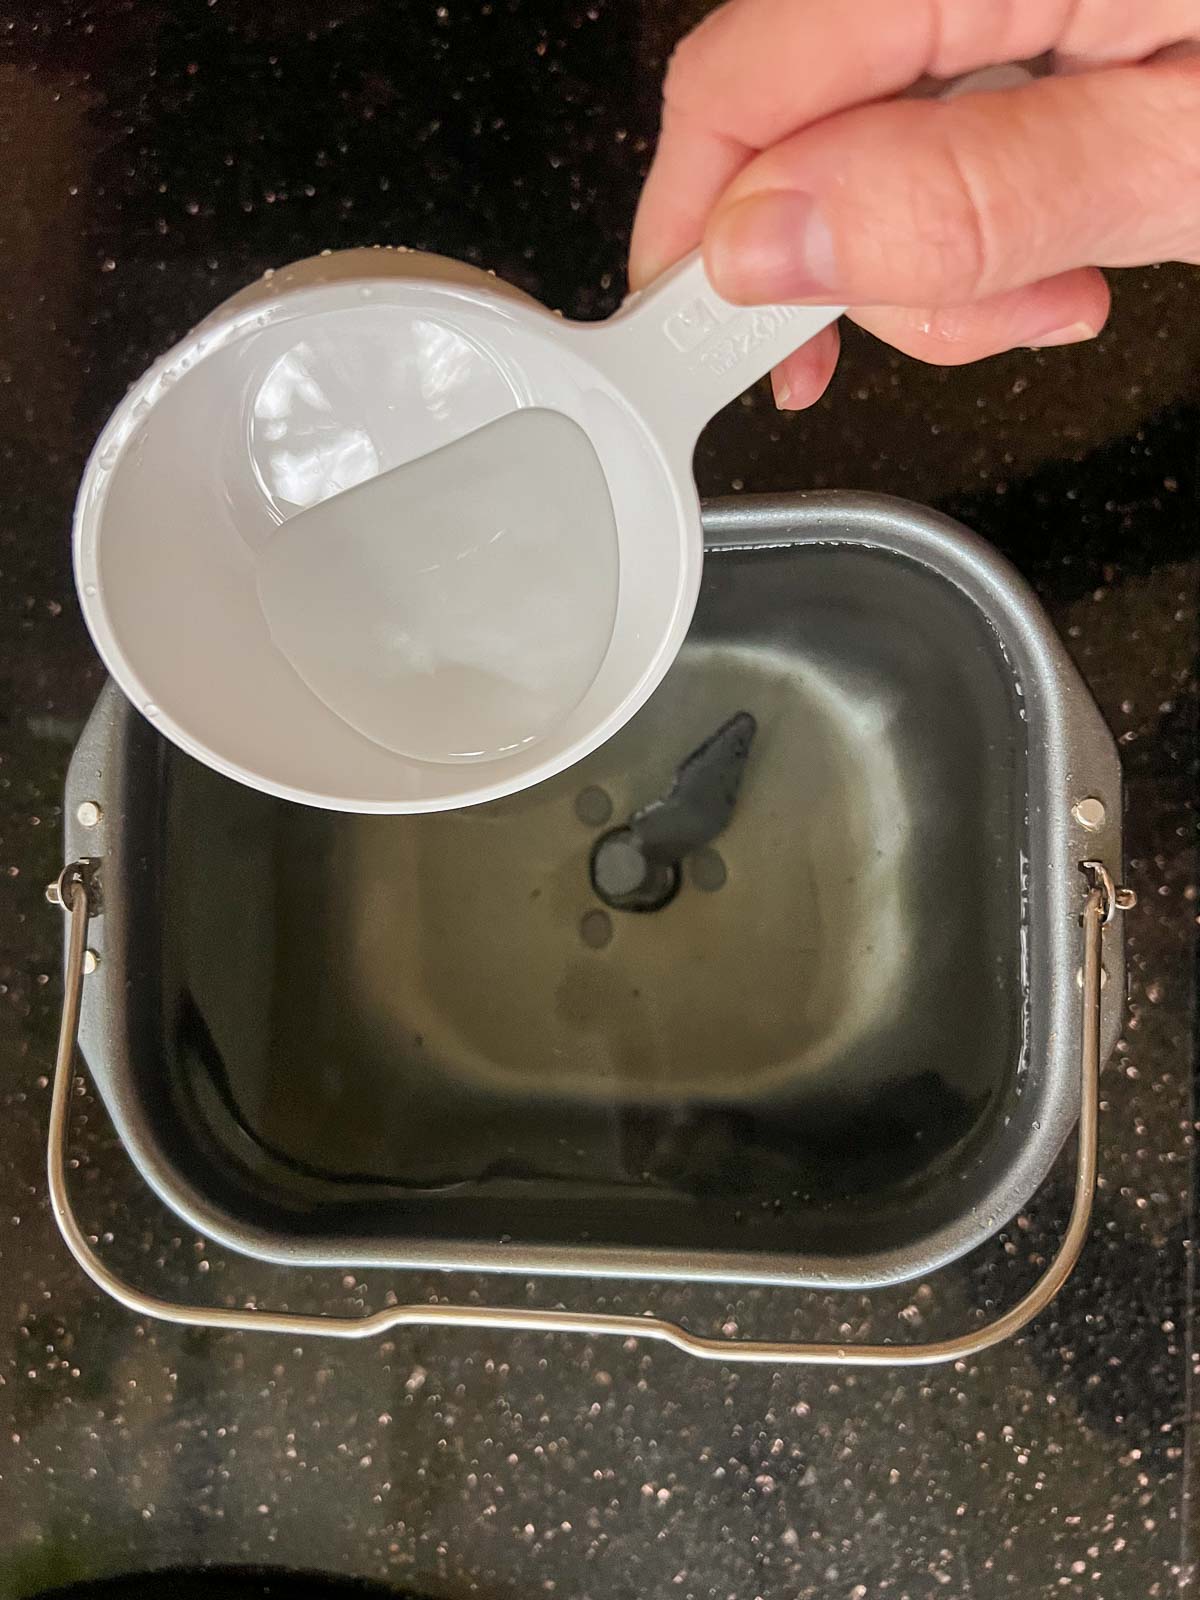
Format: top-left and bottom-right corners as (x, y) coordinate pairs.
(1072, 797), (1106, 832)
(1076, 963), (1108, 990)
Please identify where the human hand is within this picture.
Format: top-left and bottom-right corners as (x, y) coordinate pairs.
(630, 1), (1200, 408)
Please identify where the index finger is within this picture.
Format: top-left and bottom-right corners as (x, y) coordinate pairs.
(629, 0), (1200, 287)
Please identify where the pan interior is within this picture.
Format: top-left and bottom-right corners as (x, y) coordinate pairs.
(154, 542), (1028, 1268)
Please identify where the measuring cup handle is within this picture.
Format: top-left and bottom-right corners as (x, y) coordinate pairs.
(590, 252), (844, 451)
(579, 66), (1044, 452)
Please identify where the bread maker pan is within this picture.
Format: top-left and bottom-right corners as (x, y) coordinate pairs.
(48, 492), (1132, 1364)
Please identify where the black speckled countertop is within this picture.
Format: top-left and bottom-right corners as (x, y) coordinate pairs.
(0, 4), (1197, 1598)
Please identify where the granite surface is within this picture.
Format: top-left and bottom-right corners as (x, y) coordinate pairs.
(0, 3), (1197, 1597)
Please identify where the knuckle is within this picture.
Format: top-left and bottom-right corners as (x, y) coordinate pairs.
(923, 135), (1000, 301)
(661, 29), (706, 114)
(855, 305), (981, 365)
(918, 304), (979, 349)
(842, 154), (993, 307)
(661, 1), (740, 120)
(829, 102), (1011, 304)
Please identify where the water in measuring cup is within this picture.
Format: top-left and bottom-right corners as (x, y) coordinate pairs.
(256, 408), (620, 764)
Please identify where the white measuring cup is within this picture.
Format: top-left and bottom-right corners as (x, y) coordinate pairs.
(75, 58), (1022, 814)
(74, 246), (842, 812)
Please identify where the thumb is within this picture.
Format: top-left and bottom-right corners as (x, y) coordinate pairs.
(704, 64), (1200, 307)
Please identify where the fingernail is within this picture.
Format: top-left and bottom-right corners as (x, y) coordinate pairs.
(771, 369), (792, 409)
(1026, 320), (1099, 349)
(708, 191), (837, 303)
